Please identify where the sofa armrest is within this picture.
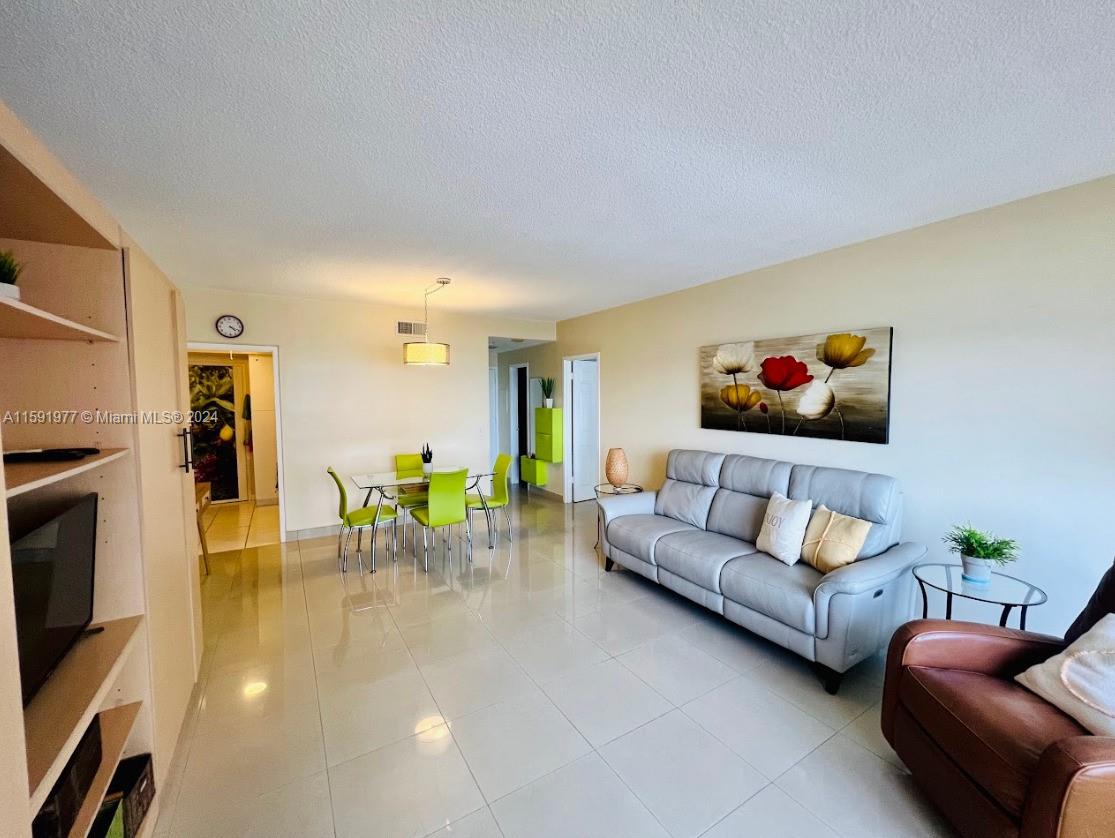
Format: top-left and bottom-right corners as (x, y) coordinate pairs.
(815, 541), (926, 599)
(881, 619), (1065, 742)
(1022, 737), (1115, 838)
(597, 491), (657, 527)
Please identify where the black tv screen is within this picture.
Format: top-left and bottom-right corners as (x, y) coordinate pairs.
(10, 493), (98, 705)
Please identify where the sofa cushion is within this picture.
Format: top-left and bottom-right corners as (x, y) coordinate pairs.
(901, 666), (1087, 817)
(607, 514), (696, 565)
(655, 479), (717, 528)
(719, 553), (822, 634)
(788, 464), (901, 558)
(655, 530), (758, 593)
(706, 454), (793, 543)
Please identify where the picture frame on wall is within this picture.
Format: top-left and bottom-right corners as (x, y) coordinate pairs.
(699, 327), (892, 444)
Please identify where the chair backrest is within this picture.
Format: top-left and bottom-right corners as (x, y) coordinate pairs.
(395, 452), (424, 477)
(425, 468), (467, 527)
(326, 467), (348, 520)
(489, 454), (512, 505)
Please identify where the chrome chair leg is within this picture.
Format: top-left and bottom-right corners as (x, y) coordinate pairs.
(504, 508), (513, 543)
(342, 525), (356, 573)
(422, 527), (429, 573)
(337, 524), (346, 560)
(465, 516), (473, 562)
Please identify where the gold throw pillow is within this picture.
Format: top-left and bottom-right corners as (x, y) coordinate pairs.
(801, 505), (872, 573)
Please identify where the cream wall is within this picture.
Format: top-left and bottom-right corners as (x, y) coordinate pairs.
(548, 176), (1115, 634)
(183, 288), (554, 533)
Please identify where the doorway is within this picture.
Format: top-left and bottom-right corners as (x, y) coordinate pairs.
(563, 354), (601, 503)
(508, 363), (529, 484)
(187, 343), (286, 545)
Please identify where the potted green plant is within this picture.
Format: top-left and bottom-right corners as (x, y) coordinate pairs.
(420, 443), (433, 475)
(540, 377), (555, 409)
(0, 250), (24, 301)
(943, 524), (1019, 583)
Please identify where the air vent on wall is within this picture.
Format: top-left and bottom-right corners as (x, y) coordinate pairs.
(397, 320), (427, 336)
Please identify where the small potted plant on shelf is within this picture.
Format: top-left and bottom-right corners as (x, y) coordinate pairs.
(943, 523), (1019, 583)
(420, 443), (433, 475)
(0, 250), (24, 301)
(540, 377), (555, 408)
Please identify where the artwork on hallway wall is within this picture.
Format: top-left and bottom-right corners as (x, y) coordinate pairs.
(189, 364), (240, 499)
(699, 327), (892, 444)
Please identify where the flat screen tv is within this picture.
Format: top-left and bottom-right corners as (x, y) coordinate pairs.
(9, 493), (98, 705)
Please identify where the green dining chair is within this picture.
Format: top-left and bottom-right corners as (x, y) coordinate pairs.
(393, 453), (429, 554)
(408, 468), (470, 572)
(327, 467), (397, 573)
(467, 453), (513, 548)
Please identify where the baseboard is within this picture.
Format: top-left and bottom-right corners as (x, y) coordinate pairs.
(287, 523), (341, 541)
(254, 497), (278, 507)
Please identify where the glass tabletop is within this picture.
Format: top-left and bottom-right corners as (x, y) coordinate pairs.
(351, 468), (494, 490)
(594, 483), (643, 495)
(912, 563), (1047, 607)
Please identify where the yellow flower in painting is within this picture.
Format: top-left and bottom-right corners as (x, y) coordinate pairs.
(816, 333), (875, 369)
(713, 342), (756, 375)
(719, 384), (762, 412)
(218, 424), (235, 442)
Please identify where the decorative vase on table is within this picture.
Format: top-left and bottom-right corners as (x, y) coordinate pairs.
(544, 398), (554, 408)
(0, 284), (19, 301)
(961, 554), (993, 583)
(605, 448), (628, 487)
(422, 463), (433, 476)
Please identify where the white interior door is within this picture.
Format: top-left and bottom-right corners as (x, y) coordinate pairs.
(571, 358), (600, 502)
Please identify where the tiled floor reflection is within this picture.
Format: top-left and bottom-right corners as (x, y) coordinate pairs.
(158, 491), (954, 837)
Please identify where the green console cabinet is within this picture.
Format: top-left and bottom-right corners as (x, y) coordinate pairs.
(535, 407), (563, 463)
(520, 456), (548, 486)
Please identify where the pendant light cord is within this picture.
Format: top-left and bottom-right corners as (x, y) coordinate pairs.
(423, 278), (451, 343)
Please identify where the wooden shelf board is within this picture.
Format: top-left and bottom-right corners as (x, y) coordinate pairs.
(66, 702), (141, 838)
(26, 615), (143, 813)
(0, 296), (120, 342)
(5, 448), (130, 497)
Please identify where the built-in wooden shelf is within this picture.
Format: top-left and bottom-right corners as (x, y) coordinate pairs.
(25, 615), (143, 813)
(4, 448), (130, 498)
(0, 296), (119, 342)
(66, 702), (141, 838)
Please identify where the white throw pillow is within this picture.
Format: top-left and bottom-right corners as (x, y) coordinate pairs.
(1016, 613), (1115, 736)
(756, 492), (813, 566)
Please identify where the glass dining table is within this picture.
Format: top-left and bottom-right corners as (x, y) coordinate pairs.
(349, 467), (496, 567)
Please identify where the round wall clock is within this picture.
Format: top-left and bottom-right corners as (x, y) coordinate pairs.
(215, 314), (244, 339)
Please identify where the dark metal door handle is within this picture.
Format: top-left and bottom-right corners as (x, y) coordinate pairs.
(177, 427), (193, 473)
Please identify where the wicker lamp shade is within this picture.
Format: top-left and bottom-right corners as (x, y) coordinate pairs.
(605, 448), (629, 487)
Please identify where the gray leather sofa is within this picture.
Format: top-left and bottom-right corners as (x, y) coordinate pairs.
(598, 449), (925, 692)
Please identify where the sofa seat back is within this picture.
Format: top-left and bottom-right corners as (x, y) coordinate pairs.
(654, 449), (725, 528)
(705, 454), (792, 543)
(788, 464), (901, 558)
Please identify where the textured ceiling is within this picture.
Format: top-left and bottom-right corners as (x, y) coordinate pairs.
(2, 2), (1113, 321)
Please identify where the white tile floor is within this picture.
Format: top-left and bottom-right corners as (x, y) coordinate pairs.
(200, 499), (281, 553)
(158, 492), (955, 838)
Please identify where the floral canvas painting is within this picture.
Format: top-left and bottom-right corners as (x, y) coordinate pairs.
(699, 327), (892, 444)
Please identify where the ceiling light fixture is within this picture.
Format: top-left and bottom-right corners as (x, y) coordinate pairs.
(403, 278), (451, 366)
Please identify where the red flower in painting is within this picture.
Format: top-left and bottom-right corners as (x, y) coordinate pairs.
(758, 356), (813, 391)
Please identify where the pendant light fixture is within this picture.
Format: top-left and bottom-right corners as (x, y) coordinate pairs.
(404, 277), (452, 365)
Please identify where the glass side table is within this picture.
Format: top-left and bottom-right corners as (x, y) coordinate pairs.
(594, 483), (643, 549)
(912, 563), (1048, 629)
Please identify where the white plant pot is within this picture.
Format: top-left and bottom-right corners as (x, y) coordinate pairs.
(0, 284), (20, 301)
(422, 463), (433, 475)
(544, 398), (554, 408)
(961, 555), (993, 583)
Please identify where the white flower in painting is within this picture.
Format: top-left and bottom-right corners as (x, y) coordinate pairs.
(713, 342), (756, 376)
(797, 381), (836, 420)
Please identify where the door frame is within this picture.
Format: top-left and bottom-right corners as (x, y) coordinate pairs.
(562, 352), (601, 503)
(488, 366), (500, 466)
(508, 362), (529, 483)
(188, 342), (288, 542)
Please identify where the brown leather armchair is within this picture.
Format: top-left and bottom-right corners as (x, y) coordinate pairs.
(882, 561), (1115, 838)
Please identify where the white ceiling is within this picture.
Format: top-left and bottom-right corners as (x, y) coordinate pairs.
(2, 2), (1113, 321)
